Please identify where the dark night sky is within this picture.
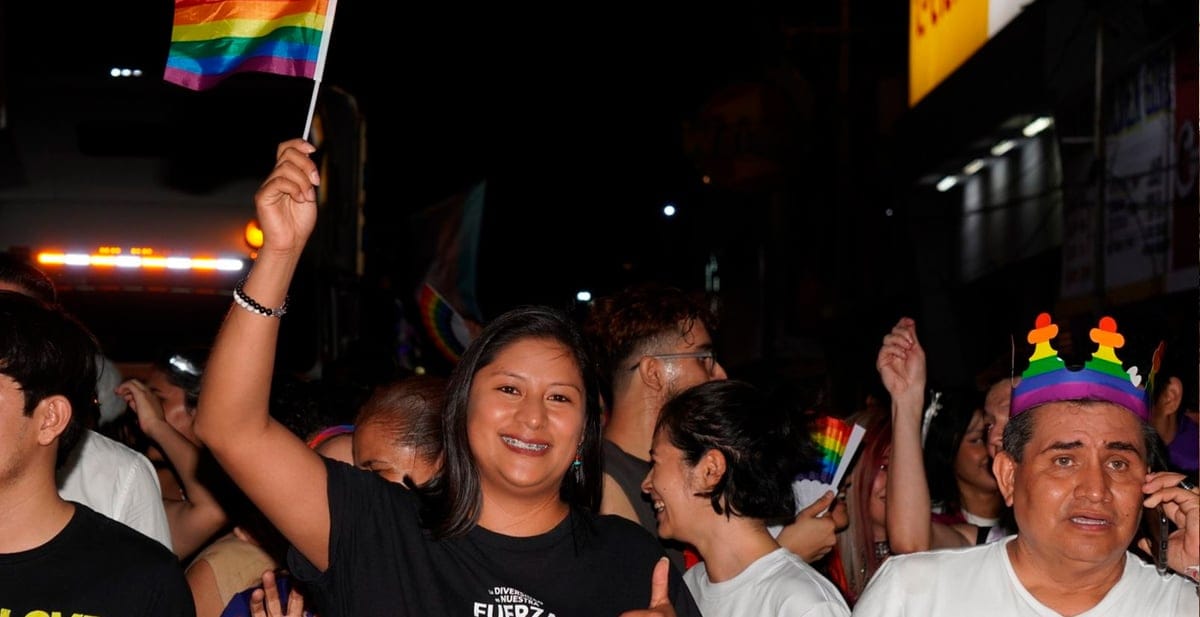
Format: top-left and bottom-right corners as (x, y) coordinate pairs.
(2, 1), (920, 381)
(4, 2), (1195, 406)
(3, 1), (784, 314)
(320, 3), (770, 313)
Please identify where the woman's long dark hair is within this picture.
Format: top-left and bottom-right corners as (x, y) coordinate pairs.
(923, 386), (984, 515)
(419, 305), (604, 538)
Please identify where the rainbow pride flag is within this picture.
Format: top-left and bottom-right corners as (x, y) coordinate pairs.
(792, 416), (865, 513)
(418, 283), (473, 363)
(164, 0), (335, 91)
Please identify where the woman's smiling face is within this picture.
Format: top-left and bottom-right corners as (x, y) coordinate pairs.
(467, 337), (586, 503)
(641, 427), (702, 543)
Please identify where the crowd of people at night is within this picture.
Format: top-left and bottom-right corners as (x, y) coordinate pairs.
(0, 139), (1196, 617)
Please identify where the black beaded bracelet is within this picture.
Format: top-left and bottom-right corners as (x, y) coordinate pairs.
(233, 278), (288, 318)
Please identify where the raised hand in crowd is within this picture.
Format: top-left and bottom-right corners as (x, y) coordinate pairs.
(197, 139), (699, 615)
(117, 377), (227, 558)
(876, 318), (977, 553)
(255, 139), (320, 259)
(876, 317), (925, 405)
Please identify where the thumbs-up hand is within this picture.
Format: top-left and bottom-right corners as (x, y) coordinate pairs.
(619, 557), (677, 617)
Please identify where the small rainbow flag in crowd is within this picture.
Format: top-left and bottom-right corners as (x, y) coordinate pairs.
(418, 283), (473, 363)
(164, 0), (336, 91)
(792, 416), (866, 513)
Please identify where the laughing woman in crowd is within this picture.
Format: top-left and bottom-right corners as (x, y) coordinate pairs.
(642, 379), (850, 616)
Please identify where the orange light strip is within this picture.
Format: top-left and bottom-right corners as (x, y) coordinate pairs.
(36, 252), (244, 272)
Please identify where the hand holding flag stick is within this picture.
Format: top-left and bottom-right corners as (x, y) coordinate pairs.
(301, 0), (338, 141)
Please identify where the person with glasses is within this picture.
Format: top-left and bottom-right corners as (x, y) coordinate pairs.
(631, 350), (719, 375)
(583, 283), (729, 571)
(584, 284), (847, 575)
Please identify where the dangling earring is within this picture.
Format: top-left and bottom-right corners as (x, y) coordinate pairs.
(572, 448), (584, 484)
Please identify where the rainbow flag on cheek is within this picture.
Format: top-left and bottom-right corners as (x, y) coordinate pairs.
(164, 0), (333, 91)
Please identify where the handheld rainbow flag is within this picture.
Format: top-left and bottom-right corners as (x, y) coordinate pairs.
(165, 0), (335, 90)
(792, 416), (866, 513)
(164, 0), (340, 138)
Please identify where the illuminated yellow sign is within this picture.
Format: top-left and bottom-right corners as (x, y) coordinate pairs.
(909, 0), (1026, 107)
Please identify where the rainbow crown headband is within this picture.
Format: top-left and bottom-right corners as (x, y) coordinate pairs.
(1011, 313), (1150, 421)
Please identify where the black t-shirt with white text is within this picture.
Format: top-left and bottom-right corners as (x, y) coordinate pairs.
(289, 458), (700, 616)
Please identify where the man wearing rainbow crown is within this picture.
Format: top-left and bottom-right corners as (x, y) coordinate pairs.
(854, 313), (1199, 617)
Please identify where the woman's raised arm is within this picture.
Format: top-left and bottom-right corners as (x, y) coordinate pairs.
(193, 139), (333, 570)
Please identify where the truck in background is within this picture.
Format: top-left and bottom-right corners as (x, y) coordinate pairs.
(0, 60), (367, 378)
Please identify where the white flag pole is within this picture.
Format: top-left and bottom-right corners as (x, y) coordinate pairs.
(303, 0), (339, 141)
